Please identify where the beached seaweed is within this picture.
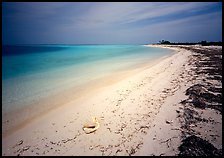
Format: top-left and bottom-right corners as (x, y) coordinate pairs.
(181, 107), (209, 132)
(177, 46), (222, 156)
(178, 45), (222, 113)
(184, 84), (222, 113)
(178, 135), (222, 156)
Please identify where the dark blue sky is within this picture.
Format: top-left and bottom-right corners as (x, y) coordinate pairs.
(2, 2), (222, 44)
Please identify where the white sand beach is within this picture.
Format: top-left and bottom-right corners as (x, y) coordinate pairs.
(2, 45), (222, 156)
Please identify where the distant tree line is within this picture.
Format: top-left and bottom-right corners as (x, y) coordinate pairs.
(158, 40), (222, 46)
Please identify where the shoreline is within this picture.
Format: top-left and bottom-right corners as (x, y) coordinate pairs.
(2, 47), (176, 137)
(2, 45), (222, 156)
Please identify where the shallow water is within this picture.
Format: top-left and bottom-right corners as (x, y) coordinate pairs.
(2, 45), (174, 114)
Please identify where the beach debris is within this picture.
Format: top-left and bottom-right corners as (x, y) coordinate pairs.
(17, 140), (24, 146)
(165, 120), (173, 124)
(89, 146), (94, 150)
(107, 127), (112, 132)
(129, 148), (136, 155)
(100, 116), (104, 120)
(61, 137), (75, 144)
(181, 46), (222, 114)
(22, 146), (30, 152)
(159, 153), (165, 156)
(13, 140), (24, 148)
(184, 84), (222, 113)
(178, 135), (222, 156)
(116, 149), (122, 153)
(160, 136), (178, 148)
(138, 125), (150, 131)
(83, 117), (100, 134)
(16, 145), (31, 156)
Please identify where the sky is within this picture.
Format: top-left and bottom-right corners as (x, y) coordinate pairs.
(2, 2), (222, 45)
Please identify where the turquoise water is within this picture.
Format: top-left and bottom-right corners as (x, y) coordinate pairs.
(2, 45), (174, 114)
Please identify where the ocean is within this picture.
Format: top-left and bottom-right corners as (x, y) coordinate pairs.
(2, 45), (174, 121)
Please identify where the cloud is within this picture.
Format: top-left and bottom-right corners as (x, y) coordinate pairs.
(2, 2), (222, 44)
(130, 11), (222, 42)
(72, 2), (219, 27)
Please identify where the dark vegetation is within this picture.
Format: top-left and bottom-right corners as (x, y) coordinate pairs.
(157, 40), (222, 46)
